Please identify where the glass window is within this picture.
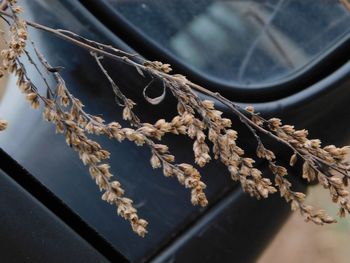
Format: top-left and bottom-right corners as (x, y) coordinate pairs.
(105, 0), (350, 86)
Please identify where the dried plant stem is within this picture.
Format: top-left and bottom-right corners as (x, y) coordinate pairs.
(1, 2), (350, 237)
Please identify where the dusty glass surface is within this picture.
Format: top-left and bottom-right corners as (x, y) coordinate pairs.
(106, 0), (350, 86)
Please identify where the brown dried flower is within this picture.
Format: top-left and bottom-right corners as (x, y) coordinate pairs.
(0, 119), (8, 131)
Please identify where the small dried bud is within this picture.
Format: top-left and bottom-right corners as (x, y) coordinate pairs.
(245, 106), (255, 113)
(289, 153), (297, 166)
(256, 143), (275, 161)
(123, 106), (132, 121)
(163, 163), (173, 177)
(26, 92), (40, 109)
(302, 161), (316, 182)
(60, 95), (70, 107)
(202, 100), (215, 110)
(161, 63), (172, 73)
(268, 118), (282, 129)
(153, 144), (169, 154)
(294, 129), (309, 139)
(281, 125), (295, 134)
(226, 129), (237, 140)
(12, 6), (23, 14)
(177, 102), (186, 115)
(19, 81), (31, 93)
(0, 119), (8, 131)
(150, 154), (161, 169)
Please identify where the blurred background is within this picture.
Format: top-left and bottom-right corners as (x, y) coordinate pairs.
(259, 185), (350, 263)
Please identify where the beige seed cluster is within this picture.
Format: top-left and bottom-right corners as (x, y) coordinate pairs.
(0, 119), (7, 131)
(249, 110), (350, 223)
(144, 60), (172, 74)
(0, 1), (27, 74)
(157, 79), (277, 200)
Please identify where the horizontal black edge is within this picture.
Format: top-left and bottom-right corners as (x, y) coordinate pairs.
(0, 148), (128, 263)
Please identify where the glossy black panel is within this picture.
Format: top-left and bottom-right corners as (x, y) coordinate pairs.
(0, 169), (107, 262)
(151, 185), (303, 263)
(0, 148), (128, 262)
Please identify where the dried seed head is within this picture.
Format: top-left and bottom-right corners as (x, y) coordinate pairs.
(19, 81), (31, 93)
(302, 161), (316, 182)
(162, 163), (173, 177)
(268, 118), (282, 130)
(245, 106), (254, 113)
(123, 106), (132, 121)
(150, 154), (161, 169)
(202, 100), (215, 110)
(26, 92), (40, 109)
(0, 119), (8, 131)
(289, 153), (298, 166)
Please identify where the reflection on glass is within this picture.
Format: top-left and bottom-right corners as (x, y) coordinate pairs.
(107, 0), (350, 86)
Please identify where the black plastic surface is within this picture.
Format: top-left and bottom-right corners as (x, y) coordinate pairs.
(151, 185), (303, 263)
(0, 168), (108, 262)
(0, 148), (128, 262)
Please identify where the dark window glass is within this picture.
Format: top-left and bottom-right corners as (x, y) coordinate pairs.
(106, 0), (350, 86)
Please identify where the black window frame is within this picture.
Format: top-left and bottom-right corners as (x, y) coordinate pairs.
(80, 0), (350, 103)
